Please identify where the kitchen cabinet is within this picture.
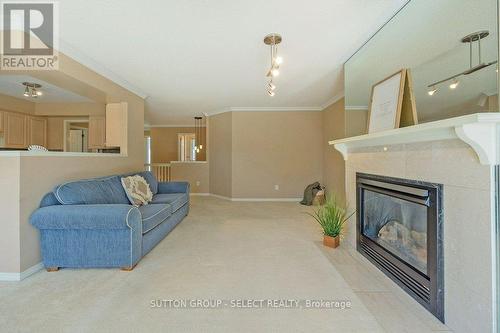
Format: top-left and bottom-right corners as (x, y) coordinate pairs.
(27, 116), (47, 147)
(105, 102), (127, 148)
(47, 117), (64, 151)
(88, 116), (106, 149)
(4, 112), (27, 148)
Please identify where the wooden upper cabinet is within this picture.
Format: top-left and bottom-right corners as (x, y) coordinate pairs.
(105, 102), (127, 148)
(0, 111), (4, 132)
(4, 112), (27, 148)
(88, 116), (106, 149)
(47, 117), (64, 151)
(27, 116), (48, 147)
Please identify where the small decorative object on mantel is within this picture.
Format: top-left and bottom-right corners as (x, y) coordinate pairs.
(308, 196), (355, 249)
(367, 68), (418, 134)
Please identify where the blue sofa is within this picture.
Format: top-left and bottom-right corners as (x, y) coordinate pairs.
(30, 171), (189, 271)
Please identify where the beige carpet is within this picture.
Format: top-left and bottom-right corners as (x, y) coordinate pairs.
(0, 197), (450, 332)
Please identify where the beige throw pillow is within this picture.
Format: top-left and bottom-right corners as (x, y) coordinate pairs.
(121, 175), (153, 206)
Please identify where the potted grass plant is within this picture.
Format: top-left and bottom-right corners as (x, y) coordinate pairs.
(309, 196), (355, 248)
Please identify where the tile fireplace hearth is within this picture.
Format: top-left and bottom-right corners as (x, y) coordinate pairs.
(356, 173), (444, 321)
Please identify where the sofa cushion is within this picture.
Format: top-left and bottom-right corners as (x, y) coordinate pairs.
(151, 193), (188, 213)
(121, 175), (153, 206)
(139, 203), (173, 234)
(54, 176), (130, 205)
(122, 171), (158, 195)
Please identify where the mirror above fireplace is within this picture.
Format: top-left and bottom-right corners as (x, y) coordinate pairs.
(345, 0), (499, 123)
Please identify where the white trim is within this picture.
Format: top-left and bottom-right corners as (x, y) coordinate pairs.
(0, 151), (126, 157)
(209, 193), (232, 201)
(329, 113), (500, 166)
(0, 262), (44, 281)
(345, 106), (369, 111)
(209, 194), (301, 202)
(59, 40), (148, 99)
(190, 193), (210, 196)
(208, 106), (323, 116)
(170, 160), (207, 164)
(320, 93), (345, 110)
(146, 125), (207, 128)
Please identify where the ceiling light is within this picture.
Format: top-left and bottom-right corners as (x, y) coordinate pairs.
(22, 82), (42, 99)
(449, 79), (459, 89)
(428, 86), (437, 96)
(264, 33), (282, 96)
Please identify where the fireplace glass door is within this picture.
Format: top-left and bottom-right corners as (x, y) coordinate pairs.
(362, 189), (428, 274)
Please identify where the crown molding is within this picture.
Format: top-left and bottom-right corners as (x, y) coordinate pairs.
(320, 92), (345, 110)
(345, 105), (369, 111)
(208, 106), (323, 116)
(59, 40), (148, 99)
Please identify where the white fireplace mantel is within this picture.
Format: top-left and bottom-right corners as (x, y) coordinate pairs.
(329, 113), (500, 165)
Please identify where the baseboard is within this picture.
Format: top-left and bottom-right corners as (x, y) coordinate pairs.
(209, 193), (232, 201)
(0, 262), (44, 281)
(190, 193), (210, 196)
(209, 194), (301, 202)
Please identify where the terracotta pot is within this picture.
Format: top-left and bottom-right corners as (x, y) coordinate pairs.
(323, 235), (340, 248)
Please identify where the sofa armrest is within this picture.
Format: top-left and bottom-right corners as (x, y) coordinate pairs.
(158, 181), (190, 194)
(30, 204), (141, 230)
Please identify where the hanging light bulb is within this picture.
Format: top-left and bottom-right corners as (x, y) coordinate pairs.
(428, 86), (437, 96)
(23, 85), (30, 97)
(271, 68), (280, 77)
(449, 79), (460, 89)
(274, 56), (283, 65)
(31, 87), (38, 98)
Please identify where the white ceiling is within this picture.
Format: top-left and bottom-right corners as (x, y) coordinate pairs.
(0, 75), (94, 103)
(57, 0), (408, 124)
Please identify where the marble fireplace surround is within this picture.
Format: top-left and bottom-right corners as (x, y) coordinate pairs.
(329, 113), (499, 333)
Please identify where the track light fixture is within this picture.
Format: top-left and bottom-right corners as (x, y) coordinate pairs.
(427, 30), (497, 96)
(22, 82), (42, 98)
(264, 33), (282, 96)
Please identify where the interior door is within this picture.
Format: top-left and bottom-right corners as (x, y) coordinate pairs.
(69, 129), (85, 152)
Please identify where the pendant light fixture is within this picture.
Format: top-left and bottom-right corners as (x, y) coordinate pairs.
(264, 33), (282, 96)
(194, 116), (202, 154)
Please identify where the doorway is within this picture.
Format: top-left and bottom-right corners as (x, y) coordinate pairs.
(178, 133), (196, 161)
(64, 120), (89, 152)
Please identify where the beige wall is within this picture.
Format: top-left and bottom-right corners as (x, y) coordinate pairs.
(0, 156), (20, 273)
(0, 93), (35, 114)
(170, 162), (209, 194)
(323, 99), (346, 200)
(231, 111), (323, 199)
(209, 112), (232, 197)
(150, 127), (206, 163)
(0, 51), (145, 274)
(35, 102), (105, 116)
(346, 109), (368, 137)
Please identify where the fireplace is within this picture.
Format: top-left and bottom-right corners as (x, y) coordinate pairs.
(356, 173), (444, 322)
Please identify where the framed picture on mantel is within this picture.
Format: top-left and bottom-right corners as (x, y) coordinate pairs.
(367, 69), (418, 134)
